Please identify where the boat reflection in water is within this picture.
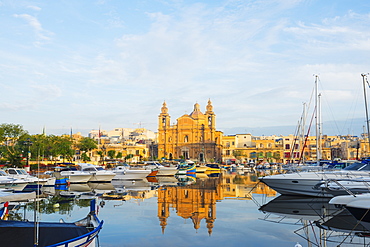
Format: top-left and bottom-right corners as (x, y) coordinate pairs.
(259, 194), (370, 246)
(7, 170), (370, 246)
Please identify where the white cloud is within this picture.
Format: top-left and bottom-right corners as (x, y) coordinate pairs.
(13, 13), (53, 43)
(27, 5), (41, 11)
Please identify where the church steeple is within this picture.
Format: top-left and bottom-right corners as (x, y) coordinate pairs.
(161, 101), (168, 114)
(206, 99), (214, 114)
(158, 101), (171, 134)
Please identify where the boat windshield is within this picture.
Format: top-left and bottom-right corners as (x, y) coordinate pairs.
(96, 167), (105, 171)
(0, 170), (7, 176)
(18, 169), (28, 175)
(343, 162), (370, 171)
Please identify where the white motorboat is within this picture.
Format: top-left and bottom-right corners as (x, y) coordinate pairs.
(112, 165), (155, 180)
(0, 170), (28, 192)
(259, 161), (370, 197)
(145, 162), (178, 176)
(78, 163), (116, 182)
(5, 168), (55, 189)
(329, 193), (370, 231)
(53, 167), (92, 184)
(320, 178), (370, 196)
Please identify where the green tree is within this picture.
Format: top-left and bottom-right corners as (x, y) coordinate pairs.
(76, 137), (97, 161)
(125, 154), (134, 162)
(76, 137), (97, 152)
(81, 152), (90, 161)
(107, 150), (116, 159)
(44, 135), (74, 162)
(116, 152), (123, 159)
(233, 150), (243, 162)
(0, 123), (29, 166)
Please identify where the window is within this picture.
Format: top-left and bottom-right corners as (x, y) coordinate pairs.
(184, 135), (188, 143)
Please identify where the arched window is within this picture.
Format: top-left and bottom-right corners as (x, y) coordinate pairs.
(184, 135), (188, 143)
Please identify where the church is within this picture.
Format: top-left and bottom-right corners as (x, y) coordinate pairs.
(157, 100), (223, 163)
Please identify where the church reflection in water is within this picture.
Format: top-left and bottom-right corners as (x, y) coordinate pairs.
(157, 171), (276, 234)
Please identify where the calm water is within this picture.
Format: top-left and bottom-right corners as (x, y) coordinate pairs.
(8, 170), (370, 247)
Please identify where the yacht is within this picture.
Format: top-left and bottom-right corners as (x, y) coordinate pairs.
(259, 161), (370, 197)
(144, 162), (178, 176)
(0, 170), (28, 192)
(320, 177), (370, 197)
(112, 164), (156, 180)
(5, 168), (55, 190)
(78, 163), (116, 182)
(52, 167), (92, 184)
(329, 193), (370, 231)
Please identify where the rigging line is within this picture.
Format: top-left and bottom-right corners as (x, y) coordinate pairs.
(316, 77), (342, 136)
(298, 105), (316, 164)
(336, 207), (370, 247)
(289, 119), (302, 161)
(341, 77), (362, 136)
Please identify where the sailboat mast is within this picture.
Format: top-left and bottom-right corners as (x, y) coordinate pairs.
(314, 75), (321, 166)
(361, 73), (370, 156)
(301, 103), (306, 164)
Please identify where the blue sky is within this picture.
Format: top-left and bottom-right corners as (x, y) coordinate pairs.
(1, 0), (370, 136)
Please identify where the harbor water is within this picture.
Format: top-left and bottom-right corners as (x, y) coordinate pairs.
(7, 169), (370, 247)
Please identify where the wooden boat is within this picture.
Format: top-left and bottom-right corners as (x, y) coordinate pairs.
(0, 199), (103, 246)
(205, 163), (221, 172)
(195, 164), (208, 173)
(177, 161), (196, 175)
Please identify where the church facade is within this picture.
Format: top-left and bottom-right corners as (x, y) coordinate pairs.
(157, 100), (223, 163)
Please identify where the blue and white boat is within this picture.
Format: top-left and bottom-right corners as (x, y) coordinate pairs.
(0, 199), (103, 246)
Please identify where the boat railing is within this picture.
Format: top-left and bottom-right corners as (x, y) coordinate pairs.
(47, 219), (104, 247)
(321, 179), (357, 197)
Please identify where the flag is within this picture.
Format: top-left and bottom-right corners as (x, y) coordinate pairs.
(0, 202), (9, 220)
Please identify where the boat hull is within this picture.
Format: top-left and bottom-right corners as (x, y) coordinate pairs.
(156, 167), (178, 176)
(67, 174), (93, 183)
(113, 169), (153, 180)
(89, 174), (116, 183)
(259, 171), (370, 197)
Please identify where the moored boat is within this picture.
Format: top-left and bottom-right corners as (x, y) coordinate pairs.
(5, 168), (54, 191)
(205, 163), (221, 172)
(177, 161), (196, 175)
(78, 163), (116, 182)
(0, 170), (28, 192)
(195, 164), (208, 173)
(52, 167), (92, 184)
(112, 164), (155, 180)
(259, 161), (370, 197)
(0, 199), (103, 246)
